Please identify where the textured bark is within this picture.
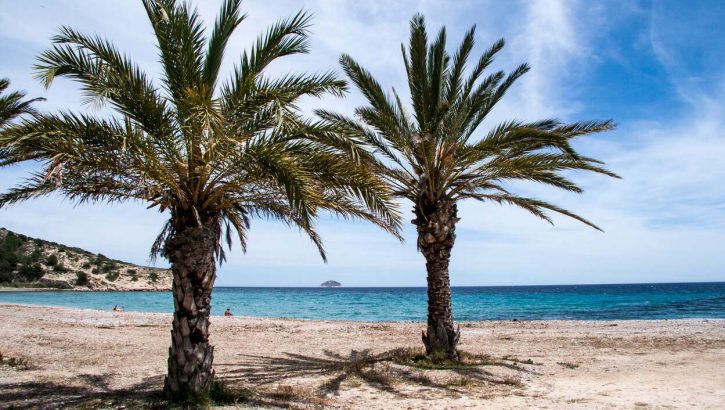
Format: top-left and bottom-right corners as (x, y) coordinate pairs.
(162, 223), (217, 400)
(415, 198), (461, 360)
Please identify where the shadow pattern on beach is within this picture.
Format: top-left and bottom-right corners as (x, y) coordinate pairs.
(1, 349), (536, 409)
(221, 350), (397, 393)
(0, 374), (166, 409)
(216, 348), (536, 404)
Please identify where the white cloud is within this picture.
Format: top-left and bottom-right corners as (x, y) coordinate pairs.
(509, 0), (582, 119)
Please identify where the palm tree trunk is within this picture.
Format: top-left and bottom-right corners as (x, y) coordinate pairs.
(162, 223), (217, 400)
(415, 199), (460, 360)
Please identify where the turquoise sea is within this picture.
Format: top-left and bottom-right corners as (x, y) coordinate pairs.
(0, 282), (723, 321)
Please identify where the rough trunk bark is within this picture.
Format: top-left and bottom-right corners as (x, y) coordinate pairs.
(415, 198), (460, 360)
(162, 223), (217, 400)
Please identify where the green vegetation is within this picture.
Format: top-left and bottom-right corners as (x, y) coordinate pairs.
(176, 380), (251, 407)
(45, 254), (58, 267)
(0, 352), (34, 370)
(502, 355), (542, 365)
(0, 78), (43, 130)
(105, 271), (120, 282)
(90, 254), (119, 274)
(53, 263), (69, 273)
(29, 249), (41, 262)
(0, 230), (46, 283)
(323, 14), (618, 358)
(3, 281), (71, 289)
(75, 271), (89, 286)
(445, 376), (472, 387)
(1, 231), (25, 268)
(558, 362), (580, 369)
(19, 263), (44, 281)
(386, 347), (494, 370)
(148, 271), (158, 283)
(93, 255), (106, 266)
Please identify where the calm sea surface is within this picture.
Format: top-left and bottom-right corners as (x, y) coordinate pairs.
(0, 282), (723, 321)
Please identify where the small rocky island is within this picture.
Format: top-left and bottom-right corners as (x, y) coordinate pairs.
(320, 280), (342, 287)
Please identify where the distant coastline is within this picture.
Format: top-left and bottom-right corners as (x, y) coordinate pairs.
(0, 227), (171, 291)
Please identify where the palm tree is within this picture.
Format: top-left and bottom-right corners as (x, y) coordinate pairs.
(0, 78), (43, 128)
(0, 0), (400, 400)
(319, 15), (619, 360)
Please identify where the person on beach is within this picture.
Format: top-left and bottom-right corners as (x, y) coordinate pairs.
(224, 308), (233, 317)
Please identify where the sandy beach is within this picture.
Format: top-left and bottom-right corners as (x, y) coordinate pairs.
(0, 303), (723, 409)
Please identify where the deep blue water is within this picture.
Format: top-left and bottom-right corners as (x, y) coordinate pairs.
(0, 282), (723, 321)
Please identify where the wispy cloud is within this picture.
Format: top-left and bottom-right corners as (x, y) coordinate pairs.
(510, 0), (582, 118)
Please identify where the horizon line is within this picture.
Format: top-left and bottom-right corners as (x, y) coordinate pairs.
(213, 280), (725, 289)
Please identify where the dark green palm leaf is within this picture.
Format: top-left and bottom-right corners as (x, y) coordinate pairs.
(0, 79), (44, 128)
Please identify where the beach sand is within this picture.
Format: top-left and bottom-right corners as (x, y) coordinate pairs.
(0, 303), (723, 409)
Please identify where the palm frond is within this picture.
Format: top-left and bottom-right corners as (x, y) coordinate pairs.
(143, 0), (206, 103)
(478, 194), (603, 231)
(202, 0), (246, 90)
(34, 27), (174, 141)
(444, 25), (475, 105)
(0, 79), (44, 128)
(223, 10), (312, 105)
(405, 14), (430, 129)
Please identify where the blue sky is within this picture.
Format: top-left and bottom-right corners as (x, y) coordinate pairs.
(1, 0), (724, 286)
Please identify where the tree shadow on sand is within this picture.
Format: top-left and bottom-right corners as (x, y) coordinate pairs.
(1, 350), (538, 408)
(217, 347), (539, 403)
(221, 349), (396, 394)
(0, 374), (166, 409)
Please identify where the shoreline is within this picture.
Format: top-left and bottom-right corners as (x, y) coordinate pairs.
(0, 287), (168, 292)
(0, 287), (71, 292)
(1, 302), (724, 323)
